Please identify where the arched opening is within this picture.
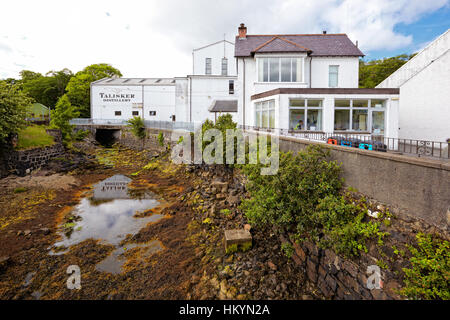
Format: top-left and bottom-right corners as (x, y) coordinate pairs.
(95, 129), (120, 147)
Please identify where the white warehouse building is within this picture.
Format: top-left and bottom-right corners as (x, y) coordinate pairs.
(90, 39), (238, 124)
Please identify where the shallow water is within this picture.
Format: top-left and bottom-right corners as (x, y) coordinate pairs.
(96, 240), (164, 274)
(51, 175), (164, 254)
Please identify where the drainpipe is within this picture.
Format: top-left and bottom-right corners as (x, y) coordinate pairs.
(243, 58), (246, 127)
(189, 76), (192, 122)
(142, 85), (145, 120)
(309, 56), (312, 88)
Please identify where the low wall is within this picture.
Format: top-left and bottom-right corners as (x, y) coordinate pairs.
(117, 128), (173, 152)
(0, 129), (65, 177)
(278, 136), (450, 231)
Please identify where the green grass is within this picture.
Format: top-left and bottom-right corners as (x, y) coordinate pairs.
(16, 125), (55, 150)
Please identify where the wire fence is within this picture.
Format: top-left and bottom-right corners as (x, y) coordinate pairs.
(69, 118), (200, 132)
(238, 125), (449, 160)
(69, 119), (449, 160)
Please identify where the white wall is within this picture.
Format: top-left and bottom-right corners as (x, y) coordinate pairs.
(378, 29), (450, 88)
(310, 57), (359, 88)
(396, 50), (450, 142)
(143, 85), (175, 121)
(91, 84), (176, 121)
(91, 85), (143, 120)
(377, 29), (450, 142)
(253, 93), (398, 137)
(175, 76), (238, 124)
(193, 41), (236, 76)
(237, 54), (360, 127)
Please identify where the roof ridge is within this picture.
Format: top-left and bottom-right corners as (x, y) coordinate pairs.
(277, 36), (311, 51)
(252, 36), (278, 52)
(236, 33), (348, 37)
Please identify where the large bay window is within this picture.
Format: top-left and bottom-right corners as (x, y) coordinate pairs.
(289, 99), (322, 130)
(258, 57), (303, 82)
(334, 99), (386, 134)
(255, 100), (275, 129)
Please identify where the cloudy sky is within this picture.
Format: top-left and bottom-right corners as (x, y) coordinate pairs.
(0, 0), (449, 79)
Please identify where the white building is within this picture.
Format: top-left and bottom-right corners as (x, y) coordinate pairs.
(234, 23), (400, 138)
(90, 78), (176, 121)
(90, 39), (238, 124)
(90, 24), (402, 140)
(377, 29), (450, 143)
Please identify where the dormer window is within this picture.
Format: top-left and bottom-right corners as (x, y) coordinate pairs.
(258, 57), (303, 82)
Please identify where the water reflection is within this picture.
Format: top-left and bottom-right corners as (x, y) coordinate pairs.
(51, 175), (164, 253)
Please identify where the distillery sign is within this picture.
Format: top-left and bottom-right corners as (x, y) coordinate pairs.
(99, 92), (136, 103)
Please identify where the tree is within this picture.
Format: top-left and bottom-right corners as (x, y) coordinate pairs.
(0, 81), (31, 144)
(21, 68), (73, 109)
(359, 54), (416, 88)
(19, 70), (42, 82)
(66, 64), (122, 118)
(50, 94), (79, 143)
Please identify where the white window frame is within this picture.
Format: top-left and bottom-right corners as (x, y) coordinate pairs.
(288, 99), (323, 131)
(221, 58), (228, 76)
(329, 65), (339, 88)
(257, 57), (305, 83)
(254, 100), (275, 129)
(333, 99), (386, 133)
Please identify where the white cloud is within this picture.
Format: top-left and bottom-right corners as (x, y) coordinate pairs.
(0, 0), (448, 79)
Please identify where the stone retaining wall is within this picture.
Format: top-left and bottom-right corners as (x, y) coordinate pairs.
(274, 135), (450, 232)
(117, 128), (173, 152)
(0, 129), (65, 177)
(279, 233), (400, 300)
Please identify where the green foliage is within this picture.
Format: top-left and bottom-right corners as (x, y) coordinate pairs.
(157, 131), (164, 147)
(401, 233), (450, 300)
(127, 117), (146, 140)
(16, 125), (55, 150)
(0, 81), (31, 144)
(66, 64), (122, 118)
(200, 114), (238, 165)
(21, 68), (73, 109)
(73, 129), (89, 141)
(220, 208), (231, 217)
(50, 95), (79, 143)
(359, 54), (415, 88)
(241, 146), (342, 234)
(241, 145), (387, 258)
(281, 242), (294, 258)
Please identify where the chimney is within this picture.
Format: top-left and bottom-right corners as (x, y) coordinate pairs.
(322, 30), (327, 34)
(356, 40), (359, 48)
(238, 23), (247, 39)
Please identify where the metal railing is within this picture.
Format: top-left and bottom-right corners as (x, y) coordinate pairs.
(238, 125), (450, 160)
(69, 118), (201, 132)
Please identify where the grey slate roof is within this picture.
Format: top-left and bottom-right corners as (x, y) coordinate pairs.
(235, 34), (364, 57)
(93, 78), (176, 85)
(208, 100), (238, 112)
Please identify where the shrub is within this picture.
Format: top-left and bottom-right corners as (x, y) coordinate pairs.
(127, 117), (146, 140)
(0, 81), (31, 145)
(401, 233), (450, 300)
(157, 131), (164, 147)
(241, 146), (343, 234)
(200, 114), (238, 165)
(50, 94), (79, 144)
(281, 242), (294, 258)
